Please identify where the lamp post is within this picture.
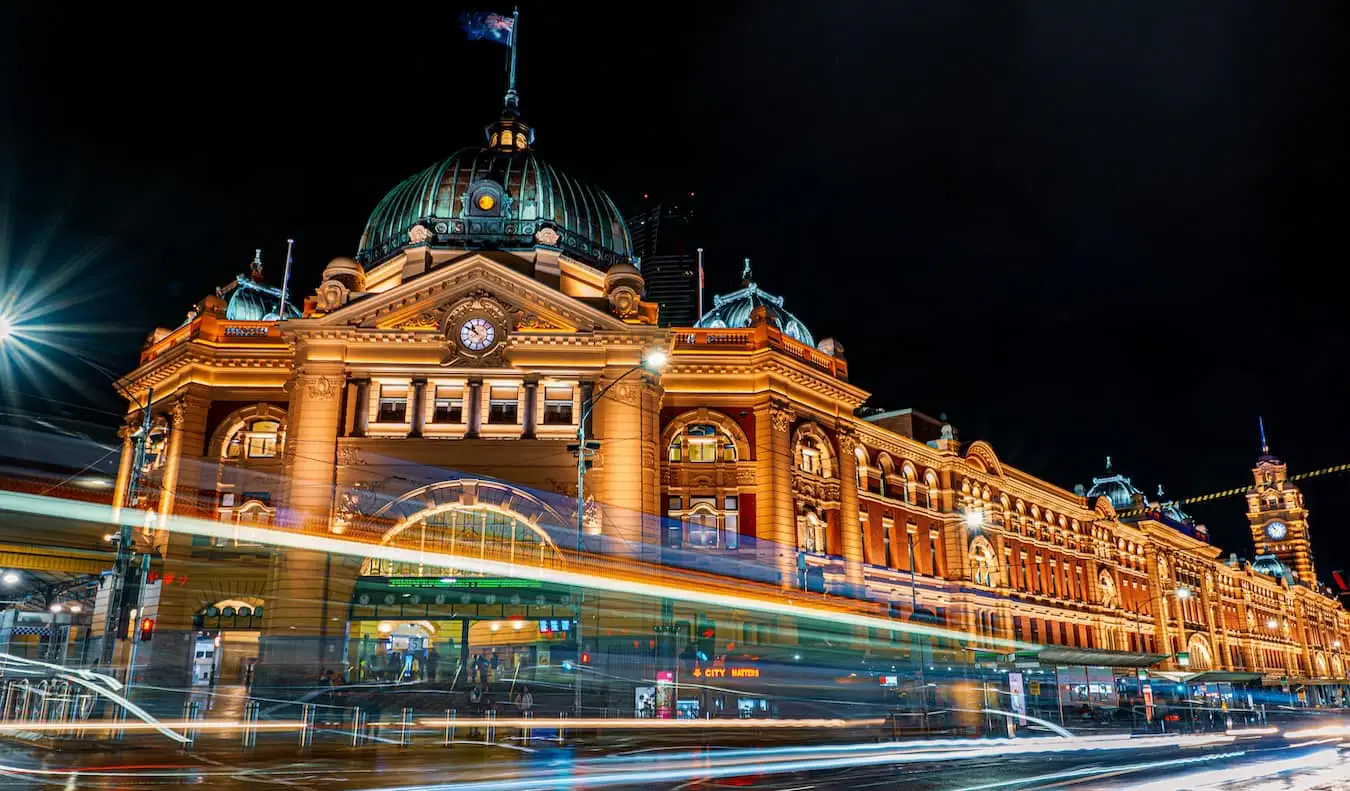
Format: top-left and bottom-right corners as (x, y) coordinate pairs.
(0, 319), (152, 669)
(567, 347), (667, 715)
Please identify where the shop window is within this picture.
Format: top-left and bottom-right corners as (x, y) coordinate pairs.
(687, 497), (719, 548)
(377, 385), (408, 423)
(432, 386), (464, 424)
(488, 386), (519, 424)
(542, 385), (575, 425)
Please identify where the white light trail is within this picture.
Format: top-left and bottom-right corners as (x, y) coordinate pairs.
(0, 490), (1039, 651)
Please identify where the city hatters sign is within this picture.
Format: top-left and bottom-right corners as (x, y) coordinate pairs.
(692, 665), (761, 680)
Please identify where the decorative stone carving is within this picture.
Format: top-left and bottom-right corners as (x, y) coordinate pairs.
(305, 376), (340, 400)
(837, 430), (857, 456)
(770, 405), (792, 433)
(608, 285), (640, 319)
(534, 226), (560, 246)
(408, 224), (434, 244)
(735, 466), (755, 485)
(169, 400), (186, 428)
(336, 447), (366, 467)
(314, 280), (351, 312)
(608, 383), (642, 408)
(395, 308), (445, 331)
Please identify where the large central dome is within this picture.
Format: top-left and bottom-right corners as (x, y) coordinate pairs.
(357, 118), (632, 269)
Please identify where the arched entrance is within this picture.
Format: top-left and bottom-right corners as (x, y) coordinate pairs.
(357, 479), (569, 577)
(1185, 633), (1214, 671)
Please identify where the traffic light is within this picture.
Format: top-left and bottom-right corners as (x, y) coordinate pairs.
(696, 617), (715, 662)
(139, 617), (155, 642)
(580, 651), (591, 665)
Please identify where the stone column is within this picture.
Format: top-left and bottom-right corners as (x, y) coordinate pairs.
(1145, 548), (1173, 663)
(111, 424), (136, 518)
(836, 429), (864, 591)
(256, 366), (350, 690)
(1200, 577), (1223, 670)
(522, 377), (539, 439)
(350, 379), (370, 437)
(466, 379), (483, 438)
(593, 373), (656, 559)
(409, 378), (427, 438)
(768, 400), (796, 590)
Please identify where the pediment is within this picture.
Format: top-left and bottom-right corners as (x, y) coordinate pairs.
(315, 252), (630, 335)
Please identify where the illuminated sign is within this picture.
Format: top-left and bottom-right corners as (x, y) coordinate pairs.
(691, 666), (760, 680)
(879, 674), (898, 687)
(223, 325), (270, 338)
(387, 577), (542, 589)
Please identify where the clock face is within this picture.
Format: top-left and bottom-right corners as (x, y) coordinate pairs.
(458, 317), (497, 352)
(1265, 521), (1288, 540)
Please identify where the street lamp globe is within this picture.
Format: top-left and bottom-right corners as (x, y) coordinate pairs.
(0, 314), (13, 343)
(964, 509), (984, 528)
(2, 572), (18, 585)
(1175, 586), (1191, 599)
(643, 348), (668, 371)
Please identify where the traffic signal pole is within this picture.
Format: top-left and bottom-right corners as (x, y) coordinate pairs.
(102, 386), (153, 668)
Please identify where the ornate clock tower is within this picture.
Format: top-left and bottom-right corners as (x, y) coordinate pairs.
(1246, 420), (1316, 585)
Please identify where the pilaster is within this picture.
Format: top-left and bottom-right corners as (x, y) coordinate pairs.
(836, 428), (864, 590)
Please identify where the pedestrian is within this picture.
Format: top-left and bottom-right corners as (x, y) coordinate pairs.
(426, 648), (441, 682)
(514, 685), (533, 714)
(490, 650), (500, 682)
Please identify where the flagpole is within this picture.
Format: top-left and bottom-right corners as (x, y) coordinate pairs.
(506, 6), (521, 105)
(278, 238), (294, 318)
(696, 247), (704, 320)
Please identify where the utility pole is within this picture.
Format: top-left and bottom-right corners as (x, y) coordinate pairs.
(102, 387), (153, 668)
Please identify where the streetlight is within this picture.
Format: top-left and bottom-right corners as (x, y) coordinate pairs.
(0, 314), (12, 342)
(964, 509), (984, 529)
(2, 572), (17, 585)
(567, 345), (668, 715)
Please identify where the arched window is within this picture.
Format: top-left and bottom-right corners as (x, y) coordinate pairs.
(798, 436), (824, 475)
(224, 419), (282, 459)
(668, 423), (737, 463)
(798, 509), (825, 554)
(855, 446), (867, 492)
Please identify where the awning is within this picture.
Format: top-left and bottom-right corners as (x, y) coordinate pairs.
(1036, 647), (1169, 668)
(1153, 670), (1265, 684)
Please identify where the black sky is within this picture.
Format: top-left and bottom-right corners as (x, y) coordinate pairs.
(3, 2), (1348, 573)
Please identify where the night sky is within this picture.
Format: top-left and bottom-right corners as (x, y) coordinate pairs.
(4, 2), (1347, 573)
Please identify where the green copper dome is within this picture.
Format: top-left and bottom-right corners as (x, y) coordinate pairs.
(695, 259), (815, 345)
(357, 143), (632, 269)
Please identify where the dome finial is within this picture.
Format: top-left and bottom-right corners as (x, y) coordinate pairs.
(741, 257), (754, 287)
(1105, 455), (1112, 471)
(249, 249), (264, 281)
(1259, 415), (1269, 455)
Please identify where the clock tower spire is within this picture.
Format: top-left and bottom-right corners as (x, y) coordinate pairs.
(1246, 418), (1316, 584)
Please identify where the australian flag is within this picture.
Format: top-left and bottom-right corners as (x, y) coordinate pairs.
(460, 11), (514, 46)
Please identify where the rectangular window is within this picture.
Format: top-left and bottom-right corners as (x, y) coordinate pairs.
(377, 385), (408, 423)
(882, 519), (893, 566)
(487, 386), (519, 424)
(668, 496), (683, 511)
(542, 385), (574, 425)
(688, 439), (718, 463)
(724, 496), (739, 550)
(245, 434), (277, 458)
(687, 496), (718, 548)
(432, 386), (464, 424)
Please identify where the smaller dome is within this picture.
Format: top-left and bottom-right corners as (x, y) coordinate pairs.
(695, 259), (814, 345)
(323, 256), (366, 292)
(1083, 457), (1143, 510)
(607, 260), (640, 277)
(1252, 554), (1295, 584)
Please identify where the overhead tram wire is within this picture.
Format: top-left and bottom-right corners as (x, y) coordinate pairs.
(1115, 461), (1350, 518)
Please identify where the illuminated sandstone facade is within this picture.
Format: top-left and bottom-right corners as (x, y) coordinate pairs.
(106, 102), (1350, 692)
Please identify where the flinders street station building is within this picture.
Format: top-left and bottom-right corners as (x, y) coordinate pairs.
(72, 93), (1350, 717)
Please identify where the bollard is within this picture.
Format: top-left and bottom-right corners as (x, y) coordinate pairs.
(486, 709), (496, 743)
(183, 701), (201, 749)
(299, 703), (315, 749)
(557, 711), (566, 744)
(443, 708), (455, 746)
(242, 700), (259, 748)
(399, 707), (414, 747)
(350, 707), (365, 747)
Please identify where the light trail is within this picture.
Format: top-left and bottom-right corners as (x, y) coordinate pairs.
(0, 490), (1039, 651)
(415, 716), (881, 730)
(351, 737), (1245, 791)
(1118, 747), (1341, 791)
(0, 720), (306, 733)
